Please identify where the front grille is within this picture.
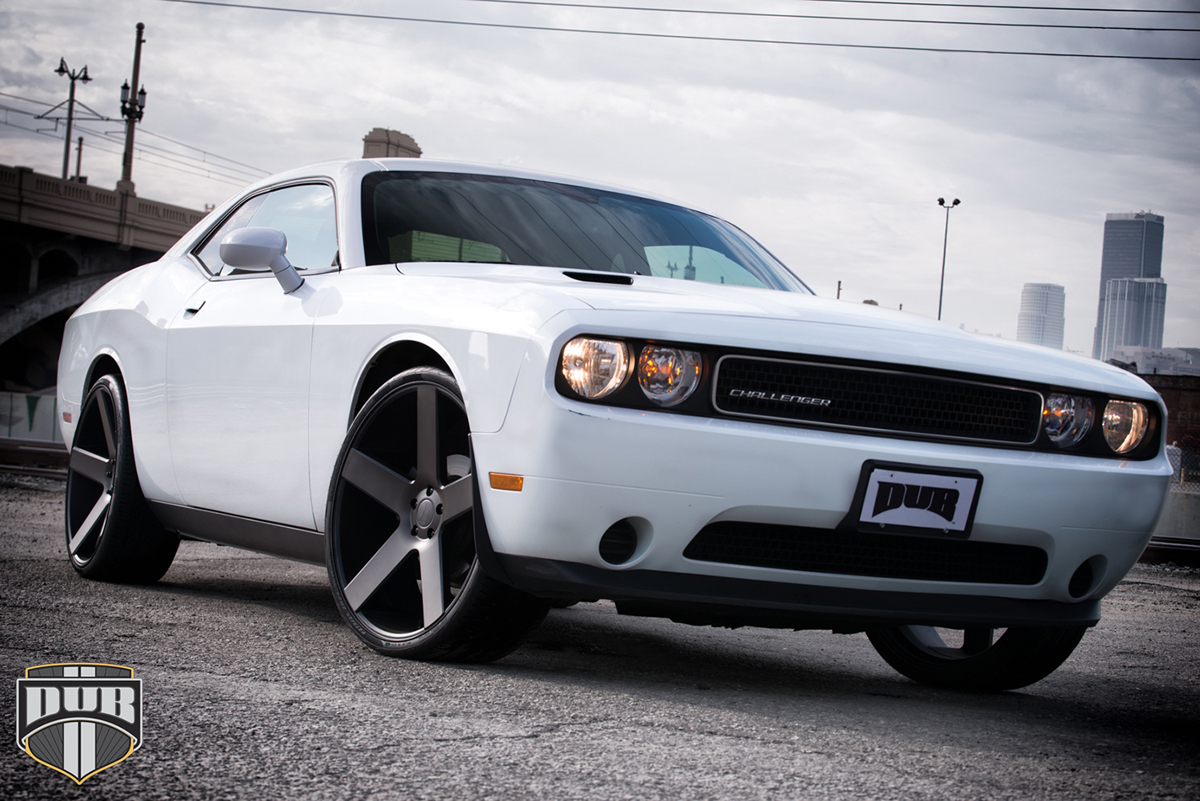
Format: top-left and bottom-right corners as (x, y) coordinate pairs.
(714, 356), (1042, 443)
(684, 522), (1047, 585)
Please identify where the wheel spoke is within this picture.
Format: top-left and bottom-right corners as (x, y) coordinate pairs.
(417, 536), (445, 627)
(69, 492), (110, 555)
(334, 377), (476, 641)
(97, 393), (116, 458)
(439, 473), (474, 522)
(341, 449), (414, 516)
(69, 447), (111, 487)
(342, 527), (418, 612)
(414, 384), (438, 488)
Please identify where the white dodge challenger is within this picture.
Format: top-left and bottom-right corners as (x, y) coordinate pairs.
(57, 159), (1171, 690)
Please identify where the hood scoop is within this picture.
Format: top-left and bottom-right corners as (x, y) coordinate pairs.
(563, 270), (634, 286)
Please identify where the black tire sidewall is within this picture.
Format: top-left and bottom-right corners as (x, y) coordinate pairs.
(326, 367), (490, 658)
(66, 373), (177, 583)
(868, 625), (1088, 692)
(67, 375), (133, 575)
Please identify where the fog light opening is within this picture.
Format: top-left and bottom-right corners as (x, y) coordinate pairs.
(599, 519), (639, 565)
(1068, 556), (1107, 599)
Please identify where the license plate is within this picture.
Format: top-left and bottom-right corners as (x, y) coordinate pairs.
(853, 462), (983, 537)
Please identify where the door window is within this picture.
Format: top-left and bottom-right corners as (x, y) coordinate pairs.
(195, 183), (338, 276)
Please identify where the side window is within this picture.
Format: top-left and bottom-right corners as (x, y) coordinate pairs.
(195, 184), (338, 276)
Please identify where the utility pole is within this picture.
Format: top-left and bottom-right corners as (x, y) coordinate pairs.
(53, 58), (91, 180)
(74, 136), (84, 182)
(118, 22), (147, 195)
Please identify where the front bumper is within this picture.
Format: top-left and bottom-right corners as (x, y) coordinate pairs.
(470, 318), (1172, 626)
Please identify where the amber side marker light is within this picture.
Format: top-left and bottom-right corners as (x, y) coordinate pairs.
(489, 473), (524, 492)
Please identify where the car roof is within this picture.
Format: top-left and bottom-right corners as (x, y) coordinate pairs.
(247, 158), (697, 212)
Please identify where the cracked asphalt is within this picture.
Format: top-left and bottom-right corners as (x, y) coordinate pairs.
(2, 474), (1198, 800)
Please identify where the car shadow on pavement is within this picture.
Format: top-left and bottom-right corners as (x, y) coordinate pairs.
(484, 603), (1200, 759)
(147, 572), (341, 626)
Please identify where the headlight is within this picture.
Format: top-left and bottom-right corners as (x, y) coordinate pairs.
(1102, 400), (1149, 455)
(561, 337), (630, 399)
(1043, 393), (1093, 449)
(637, 346), (702, 406)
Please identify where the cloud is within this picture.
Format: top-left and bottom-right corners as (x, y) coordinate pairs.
(1, 0), (1196, 353)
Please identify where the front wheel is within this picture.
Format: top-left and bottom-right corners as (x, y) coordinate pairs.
(867, 624), (1088, 691)
(325, 368), (548, 662)
(65, 373), (179, 583)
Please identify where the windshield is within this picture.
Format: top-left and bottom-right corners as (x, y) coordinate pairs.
(362, 172), (810, 293)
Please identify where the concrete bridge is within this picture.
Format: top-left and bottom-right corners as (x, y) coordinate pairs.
(0, 164), (208, 392)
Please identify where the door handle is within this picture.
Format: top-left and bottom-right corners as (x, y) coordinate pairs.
(183, 301), (206, 319)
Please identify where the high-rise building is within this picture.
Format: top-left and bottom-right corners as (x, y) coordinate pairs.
(1098, 277), (1167, 362)
(1092, 212), (1165, 359)
(1016, 283), (1065, 349)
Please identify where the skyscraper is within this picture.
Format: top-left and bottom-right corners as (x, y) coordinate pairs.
(1092, 212), (1165, 360)
(1098, 277), (1167, 363)
(1016, 283), (1065, 349)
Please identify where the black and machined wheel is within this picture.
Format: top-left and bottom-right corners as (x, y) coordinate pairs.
(326, 367), (548, 662)
(867, 624), (1089, 691)
(65, 374), (179, 583)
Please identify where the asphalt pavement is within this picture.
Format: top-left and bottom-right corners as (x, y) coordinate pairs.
(2, 473), (1198, 800)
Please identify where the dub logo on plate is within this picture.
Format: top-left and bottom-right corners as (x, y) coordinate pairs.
(15, 663), (142, 784)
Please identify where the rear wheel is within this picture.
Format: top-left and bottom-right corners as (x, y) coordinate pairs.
(65, 374), (179, 583)
(326, 367), (547, 661)
(867, 624), (1088, 691)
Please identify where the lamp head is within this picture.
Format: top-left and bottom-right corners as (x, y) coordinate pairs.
(952, 198), (961, 207)
(80, 66), (91, 83)
(937, 197), (945, 207)
(121, 81), (130, 103)
(55, 58), (67, 77)
(137, 86), (146, 109)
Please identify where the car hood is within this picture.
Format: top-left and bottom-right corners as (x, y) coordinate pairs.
(395, 263), (1158, 400)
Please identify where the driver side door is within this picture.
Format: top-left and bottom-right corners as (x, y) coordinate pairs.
(165, 182), (339, 530)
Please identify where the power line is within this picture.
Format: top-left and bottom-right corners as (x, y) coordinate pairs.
(0, 91), (268, 178)
(73, 122), (267, 182)
(137, 128), (270, 176)
(0, 118), (250, 188)
(71, 121), (266, 181)
(0, 91), (54, 108)
(155, 0), (1200, 61)
(453, 0), (1200, 31)
(789, 0), (1200, 12)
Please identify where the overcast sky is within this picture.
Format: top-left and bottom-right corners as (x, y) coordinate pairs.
(2, 0), (1197, 354)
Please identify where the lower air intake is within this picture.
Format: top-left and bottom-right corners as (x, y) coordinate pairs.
(684, 522), (1047, 585)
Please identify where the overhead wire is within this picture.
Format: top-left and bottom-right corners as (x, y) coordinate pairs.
(785, 0), (1200, 13)
(156, 0), (1200, 61)
(0, 91), (269, 182)
(72, 122), (268, 182)
(452, 0), (1200, 31)
(0, 114), (253, 188)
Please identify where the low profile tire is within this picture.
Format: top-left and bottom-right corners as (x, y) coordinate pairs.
(326, 367), (548, 662)
(65, 374), (179, 583)
(867, 624), (1088, 692)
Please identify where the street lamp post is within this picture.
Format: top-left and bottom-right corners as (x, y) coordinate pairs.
(53, 58), (91, 180)
(119, 22), (147, 193)
(937, 197), (960, 321)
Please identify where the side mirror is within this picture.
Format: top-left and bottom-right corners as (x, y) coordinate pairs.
(219, 227), (304, 294)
